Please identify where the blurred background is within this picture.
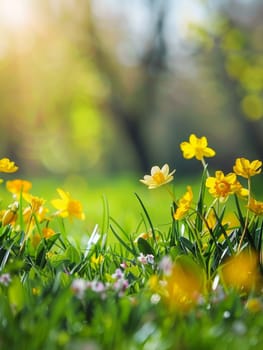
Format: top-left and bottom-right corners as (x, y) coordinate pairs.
(0, 0), (263, 179)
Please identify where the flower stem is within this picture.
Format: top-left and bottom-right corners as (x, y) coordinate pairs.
(237, 177), (251, 252)
(201, 158), (210, 177)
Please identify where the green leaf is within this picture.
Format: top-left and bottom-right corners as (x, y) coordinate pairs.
(134, 193), (156, 242)
(195, 165), (208, 232)
(110, 224), (137, 256)
(64, 245), (81, 264)
(137, 237), (155, 256)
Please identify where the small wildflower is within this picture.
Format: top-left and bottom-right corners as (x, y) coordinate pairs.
(140, 164), (175, 189)
(51, 188), (85, 220)
(32, 287), (40, 296)
(112, 268), (124, 280)
(233, 158), (262, 178)
(90, 281), (106, 294)
(71, 278), (87, 299)
(247, 197), (263, 216)
(138, 253), (155, 265)
(0, 273), (12, 286)
(159, 256), (173, 276)
(151, 293), (161, 304)
(113, 278), (129, 296)
(146, 254), (155, 265)
(206, 171), (237, 202)
(6, 179), (32, 198)
(245, 298), (263, 313)
(0, 158), (18, 173)
(91, 254), (104, 266)
(180, 134), (215, 161)
(137, 253), (148, 265)
(174, 186), (193, 220)
(120, 262), (128, 269)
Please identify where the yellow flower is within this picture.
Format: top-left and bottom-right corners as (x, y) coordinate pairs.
(23, 194), (48, 226)
(31, 233), (41, 248)
(42, 227), (56, 239)
(6, 179), (32, 198)
(23, 193), (46, 215)
(206, 171), (236, 202)
(32, 287), (40, 296)
(140, 164), (175, 189)
(231, 180), (249, 198)
(247, 197), (263, 216)
(174, 186), (193, 220)
(233, 158), (262, 178)
(0, 158), (18, 173)
(134, 231), (153, 243)
(156, 258), (204, 312)
(220, 251), (261, 292)
(1, 202), (19, 226)
(206, 211), (240, 241)
(180, 134), (216, 161)
(51, 188), (85, 220)
(245, 298), (263, 313)
(91, 254), (104, 266)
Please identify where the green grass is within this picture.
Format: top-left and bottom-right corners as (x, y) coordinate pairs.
(1, 174), (199, 238)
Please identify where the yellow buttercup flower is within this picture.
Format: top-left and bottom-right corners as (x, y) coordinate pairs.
(23, 193), (46, 215)
(42, 227), (56, 239)
(140, 164), (175, 189)
(51, 188), (85, 220)
(206, 171), (236, 202)
(233, 158), (262, 178)
(174, 186), (193, 220)
(247, 197), (263, 216)
(0, 158), (18, 173)
(6, 179), (32, 198)
(180, 134), (216, 161)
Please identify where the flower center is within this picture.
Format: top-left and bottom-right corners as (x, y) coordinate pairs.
(153, 172), (165, 184)
(215, 181), (230, 196)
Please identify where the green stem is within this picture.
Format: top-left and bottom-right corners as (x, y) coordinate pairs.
(237, 177), (251, 252)
(201, 158), (210, 177)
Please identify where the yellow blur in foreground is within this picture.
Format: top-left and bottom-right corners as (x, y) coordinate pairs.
(220, 250), (262, 292)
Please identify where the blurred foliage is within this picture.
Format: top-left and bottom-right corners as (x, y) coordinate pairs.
(0, 0), (262, 177)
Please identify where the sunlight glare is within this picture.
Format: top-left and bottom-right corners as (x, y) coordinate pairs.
(0, 0), (33, 31)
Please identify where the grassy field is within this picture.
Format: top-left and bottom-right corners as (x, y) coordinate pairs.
(1, 167), (263, 350)
(1, 173), (198, 238)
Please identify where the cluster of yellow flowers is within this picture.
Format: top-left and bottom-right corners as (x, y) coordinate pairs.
(140, 133), (263, 218)
(0, 157), (85, 248)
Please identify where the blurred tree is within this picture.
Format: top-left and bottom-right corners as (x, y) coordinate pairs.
(76, 0), (172, 172)
(0, 0), (262, 177)
(189, 0), (263, 160)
